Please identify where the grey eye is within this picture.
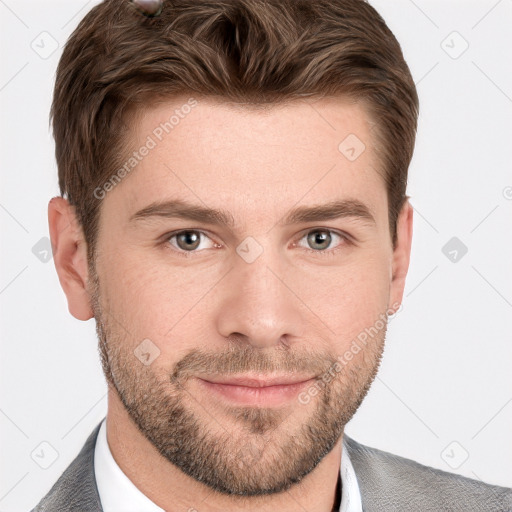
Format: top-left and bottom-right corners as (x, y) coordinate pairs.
(306, 230), (332, 251)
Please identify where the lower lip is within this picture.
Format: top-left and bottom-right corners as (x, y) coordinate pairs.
(198, 378), (315, 407)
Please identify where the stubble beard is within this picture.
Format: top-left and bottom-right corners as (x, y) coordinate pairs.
(88, 264), (385, 497)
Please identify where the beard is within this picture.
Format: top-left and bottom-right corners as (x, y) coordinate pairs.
(89, 264), (386, 497)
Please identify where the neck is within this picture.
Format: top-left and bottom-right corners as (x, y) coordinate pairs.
(105, 389), (343, 512)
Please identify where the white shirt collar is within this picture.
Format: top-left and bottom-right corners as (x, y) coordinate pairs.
(94, 418), (362, 512)
(340, 435), (363, 512)
(94, 418), (164, 512)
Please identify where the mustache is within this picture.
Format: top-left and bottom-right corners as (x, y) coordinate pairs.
(170, 343), (337, 385)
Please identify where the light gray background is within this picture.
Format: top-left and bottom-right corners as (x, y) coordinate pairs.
(1, 1), (511, 510)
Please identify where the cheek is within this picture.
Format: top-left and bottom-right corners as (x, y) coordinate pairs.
(300, 251), (391, 345)
(99, 251), (220, 346)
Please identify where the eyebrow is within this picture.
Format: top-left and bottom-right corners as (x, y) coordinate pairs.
(129, 198), (376, 228)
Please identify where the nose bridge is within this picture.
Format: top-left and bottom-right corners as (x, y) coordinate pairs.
(216, 242), (304, 349)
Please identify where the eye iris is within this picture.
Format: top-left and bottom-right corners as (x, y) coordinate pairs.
(307, 230), (331, 250)
(176, 231), (201, 251)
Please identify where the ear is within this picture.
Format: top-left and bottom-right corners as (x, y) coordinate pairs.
(388, 200), (413, 314)
(48, 197), (94, 321)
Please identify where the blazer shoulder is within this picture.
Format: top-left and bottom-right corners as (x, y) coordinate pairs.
(30, 421), (104, 512)
(344, 435), (512, 512)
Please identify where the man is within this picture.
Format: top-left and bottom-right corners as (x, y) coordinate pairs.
(33, 0), (511, 510)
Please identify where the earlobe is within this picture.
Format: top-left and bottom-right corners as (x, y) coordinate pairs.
(389, 200), (414, 312)
(48, 197), (94, 321)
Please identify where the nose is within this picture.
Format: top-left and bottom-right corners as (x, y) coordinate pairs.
(215, 249), (305, 350)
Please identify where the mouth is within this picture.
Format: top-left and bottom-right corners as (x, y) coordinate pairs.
(196, 374), (317, 407)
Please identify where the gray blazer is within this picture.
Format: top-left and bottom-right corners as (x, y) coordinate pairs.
(31, 420), (512, 511)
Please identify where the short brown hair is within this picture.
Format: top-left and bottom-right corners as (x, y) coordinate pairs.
(51, 0), (419, 266)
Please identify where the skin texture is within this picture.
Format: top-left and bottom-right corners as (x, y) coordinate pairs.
(48, 95), (413, 512)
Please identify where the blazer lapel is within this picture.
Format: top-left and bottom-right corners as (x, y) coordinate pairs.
(31, 421), (104, 512)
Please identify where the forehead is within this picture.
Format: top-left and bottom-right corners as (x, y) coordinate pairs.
(103, 95), (387, 229)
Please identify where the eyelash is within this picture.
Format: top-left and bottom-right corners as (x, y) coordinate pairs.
(161, 228), (352, 258)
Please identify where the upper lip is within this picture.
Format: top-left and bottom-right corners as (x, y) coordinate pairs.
(199, 375), (316, 388)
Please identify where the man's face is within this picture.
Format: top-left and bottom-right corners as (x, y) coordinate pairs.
(89, 96), (406, 496)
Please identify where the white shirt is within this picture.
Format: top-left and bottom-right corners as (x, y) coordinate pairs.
(94, 417), (362, 512)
